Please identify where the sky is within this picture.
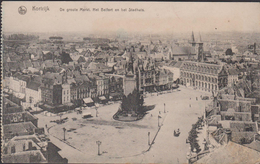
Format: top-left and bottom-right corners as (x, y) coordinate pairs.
(2, 2), (260, 35)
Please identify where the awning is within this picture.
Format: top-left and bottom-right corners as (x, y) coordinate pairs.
(83, 98), (93, 104)
(65, 102), (74, 106)
(110, 92), (122, 97)
(99, 96), (106, 100)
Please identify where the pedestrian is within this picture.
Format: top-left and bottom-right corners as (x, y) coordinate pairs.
(45, 124), (47, 128)
(190, 98), (191, 100)
(151, 114), (153, 117)
(189, 104), (191, 107)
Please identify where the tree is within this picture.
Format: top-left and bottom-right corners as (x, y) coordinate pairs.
(120, 89), (144, 114)
(60, 51), (73, 64)
(225, 48), (233, 56)
(239, 58), (244, 63)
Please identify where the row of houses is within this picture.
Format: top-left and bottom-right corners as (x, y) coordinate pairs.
(2, 97), (68, 163)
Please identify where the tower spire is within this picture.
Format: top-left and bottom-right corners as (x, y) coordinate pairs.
(191, 31), (195, 43)
(199, 32), (202, 43)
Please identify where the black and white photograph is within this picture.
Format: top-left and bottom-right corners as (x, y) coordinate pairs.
(1, 2), (260, 163)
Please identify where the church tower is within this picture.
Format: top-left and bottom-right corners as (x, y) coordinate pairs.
(197, 33), (204, 62)
(190, 31), (204, 62)
(191, 31), (196, 47)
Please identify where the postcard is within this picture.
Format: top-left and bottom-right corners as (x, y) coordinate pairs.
(1, 2), (260, 163)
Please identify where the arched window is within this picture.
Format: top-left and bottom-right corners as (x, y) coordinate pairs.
(205, 76), (208, 82)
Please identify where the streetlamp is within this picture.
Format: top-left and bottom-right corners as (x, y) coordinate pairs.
(202, 138), (207, 151)
(164, 103), (166, 113)
(148, 132), (150, 145)
(187, 146), (192, 164)
(158, 115), (161, 127)
(62, 127), (66, 141)
(96, 140), (102, 155)
(96, 107), (98, 117)
(59, 113), (63, 122)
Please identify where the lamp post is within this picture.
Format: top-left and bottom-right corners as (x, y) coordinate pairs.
(164, 103), (166, 113)
(96, 107), (98, 117)
(158, 115), (161, 127)
(62, 127), (66, 141)
(148, 132), (150, 145)
(202, 138), (207, 151)
(187, 146), (192, 164)
(59, 113), (63, 122)
(96, 141), (102, 155)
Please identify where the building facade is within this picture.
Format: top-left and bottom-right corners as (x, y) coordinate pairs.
(180, 61), (228, 92)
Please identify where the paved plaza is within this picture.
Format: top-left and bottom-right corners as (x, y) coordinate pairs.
(36, 86), (211, 163)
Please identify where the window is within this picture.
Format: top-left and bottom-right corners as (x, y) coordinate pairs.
(67, 90), (69, 94)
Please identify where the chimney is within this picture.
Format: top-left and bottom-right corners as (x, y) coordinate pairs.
(28, 141), (33, 150)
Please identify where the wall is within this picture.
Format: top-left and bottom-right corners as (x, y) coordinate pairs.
(25, 88), (41, 105)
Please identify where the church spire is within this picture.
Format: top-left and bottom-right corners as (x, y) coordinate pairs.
(199, 32), (202, 43)
(191, 31), (195, 43)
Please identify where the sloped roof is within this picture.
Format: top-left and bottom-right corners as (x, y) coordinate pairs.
(244, 140), (260, 152)
(173, 61), (183, 68)
(3, 150), (47, 163)
(3, 122), (37, 138)
(18, 75), (31, 83)
(195, 141), (260, 164)
(27, 82), (41, 91)
(171, 46), (196, 55)
(228, 68), (239, 75)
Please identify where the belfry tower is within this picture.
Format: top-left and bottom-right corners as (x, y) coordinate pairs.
(191, 31), (204, 62)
